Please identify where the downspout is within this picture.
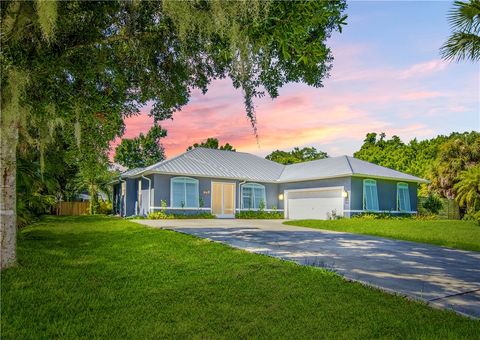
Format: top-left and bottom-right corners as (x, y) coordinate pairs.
(119, 177), (126, 217)
(141, 175), (152, 214)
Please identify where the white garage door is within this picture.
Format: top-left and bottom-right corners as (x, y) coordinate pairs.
(286, 188), (344, 220)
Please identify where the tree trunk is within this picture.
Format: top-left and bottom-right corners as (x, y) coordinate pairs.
(0, 114), (19, 270)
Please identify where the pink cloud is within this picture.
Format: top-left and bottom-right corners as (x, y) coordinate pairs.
(398, 59), (447, 79)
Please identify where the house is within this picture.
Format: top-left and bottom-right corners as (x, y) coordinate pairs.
(112, 147), (428, 219)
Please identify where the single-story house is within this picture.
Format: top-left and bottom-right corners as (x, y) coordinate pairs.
(112, 147), (428, 219)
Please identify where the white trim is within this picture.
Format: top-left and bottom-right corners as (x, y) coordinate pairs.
(127, 170), (428, 184)
(345, 209), (417, 214)
(363, 179), (379, 211)
(170, 176), (200, 208)
(240, 182), (267, 210)
(211, 181), (236, 218)
(119, 178), (126, 217)
(150, 206), (211, 210)
(396, 182), (411, 212)
(235, 208), (284, 212)
(284, 186), (345, 219)
(141, 175), (152, 213)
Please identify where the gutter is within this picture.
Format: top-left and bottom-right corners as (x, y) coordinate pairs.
(141, 175), (152, 214)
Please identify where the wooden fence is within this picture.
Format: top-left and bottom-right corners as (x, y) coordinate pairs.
(418, 196), (460, 220)
(56, 201), (90, 216)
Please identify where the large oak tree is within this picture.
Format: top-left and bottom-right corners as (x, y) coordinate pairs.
(0, 0), (347, 269)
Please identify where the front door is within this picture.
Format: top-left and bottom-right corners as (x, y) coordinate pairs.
(211, 182), (236, 218)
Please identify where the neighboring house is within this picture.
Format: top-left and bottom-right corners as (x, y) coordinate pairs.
(112, 147), (427, 219)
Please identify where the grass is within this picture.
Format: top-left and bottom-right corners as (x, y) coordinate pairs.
(284, 219), (480, 252)
(1, 216), (479, 339)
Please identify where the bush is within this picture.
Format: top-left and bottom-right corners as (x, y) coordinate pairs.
(147, 211), (216, 219)
(422, 194), (443, 215)
(147, 211), (173, 219)
(235, 210), (284, 219)
(352, 212), (411, 220)
(463, 209), (480, 225)
(97, 201), (113, 215)
(171, 212), (216, 219)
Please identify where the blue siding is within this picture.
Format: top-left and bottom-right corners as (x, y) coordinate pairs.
(350, 177), (418, 213)
(118, 174), (419, 218)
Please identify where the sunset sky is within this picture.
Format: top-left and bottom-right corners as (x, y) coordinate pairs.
(116, 1), (479, 159)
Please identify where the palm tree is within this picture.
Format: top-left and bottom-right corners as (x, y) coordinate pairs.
(441, 0), (480, 62)
(454, 165), (480, 211)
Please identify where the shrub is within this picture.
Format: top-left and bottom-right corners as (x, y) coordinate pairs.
(147, 211), (173, 219)
(422, 194), (443, 215)
(463, 209), (480, 225)
(235, 210), (284, 219)
(171, 212), (216, 219)
(352, 212), (411, 220)
(97, 201), (113, 215)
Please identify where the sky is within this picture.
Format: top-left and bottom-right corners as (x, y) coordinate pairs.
(115, 1), (479, 159)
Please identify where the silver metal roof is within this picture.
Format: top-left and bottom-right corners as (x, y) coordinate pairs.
(143, 147), (284, 182)
(278, 156), (428, 183)
(121, 148), (428, 183)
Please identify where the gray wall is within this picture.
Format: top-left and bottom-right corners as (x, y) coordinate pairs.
(119, 174), (419, 217)
(350, 177), (418, 213)
(150, 175), (280, 212)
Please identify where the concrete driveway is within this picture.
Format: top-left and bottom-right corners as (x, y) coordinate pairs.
(135, 219), (480, 318)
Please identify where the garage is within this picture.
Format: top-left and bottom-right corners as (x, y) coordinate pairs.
(285, 187), (344, 220)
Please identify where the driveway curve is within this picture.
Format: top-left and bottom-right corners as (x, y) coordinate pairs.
(135, 219), (480, 318)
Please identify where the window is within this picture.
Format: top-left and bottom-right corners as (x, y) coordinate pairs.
(363, 179), (379, 211)
(242, 183), (266, 209)
(171, 177), (199, 208)
(397, 183), (411, 211)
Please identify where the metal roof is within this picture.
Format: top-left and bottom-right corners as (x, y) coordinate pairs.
(142, 147), (284, 182)
(120, 148), (428, 183)
(278, 156), (428, 183)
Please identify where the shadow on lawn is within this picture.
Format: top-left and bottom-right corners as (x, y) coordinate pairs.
(172, 226), (480, 318)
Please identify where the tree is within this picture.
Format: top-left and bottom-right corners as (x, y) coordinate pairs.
(186, 138), (235, 152)
(266, 147), (328, 165)
(115, 125), (167, 169)
(429, 133), (480, 200)
(453, 165), (480, 212)
(1, 0), (347, 269)
(441, 0), (480, 62)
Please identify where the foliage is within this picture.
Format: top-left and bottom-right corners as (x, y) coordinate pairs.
(1, 0), (346, 230)
(170, 212), (216, 219)
(440, 0), (480, 62)
(97, 201), (113, 215)
(147, 211), (174, 220)
(186, 137), (235, 151)
(421, 194), (444, 215)
(453, 164), (480, 211)
(235, 210), (283, 219)
(266, 147), (328, 165)
(114, 125), (167, 169)
(351, 212), (411, 220)
(2, 216), (478, 338)
(147, 210), (216, 219)
(463, 209), (480, 225)
(353, 131), (480, 199)
(285, 218), (480, 252)
(429, 132), (480, 200)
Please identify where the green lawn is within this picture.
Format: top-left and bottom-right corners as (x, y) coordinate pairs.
(1, 216), (479, 338)
(284, 219), (480, 252)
